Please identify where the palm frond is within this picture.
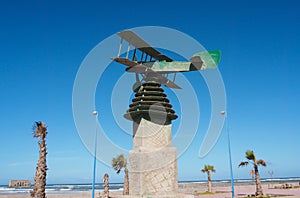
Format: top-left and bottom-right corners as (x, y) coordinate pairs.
(112, 154), (127, 174)
(118, 154), (127, 168)
(208, 165), (216, 172)
(238, 161), (249, 167)
(32, 122), (47, 139)
(245, 150), (255, 161)
(112, 157), (121, 173)
(257, 159), (267, 167)
(201, 165), (216, 173)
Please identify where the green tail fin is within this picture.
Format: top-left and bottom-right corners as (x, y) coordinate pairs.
(208, 50), (221, 66)
(192, 50), (221, 69)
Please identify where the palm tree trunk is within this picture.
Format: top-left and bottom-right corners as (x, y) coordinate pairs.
(31, 135), (47, 198)
(254, 164), (263, 196)
(102, 173), (109, 198)
(207, 171), (212, 193)
(123, 168), (129, 195)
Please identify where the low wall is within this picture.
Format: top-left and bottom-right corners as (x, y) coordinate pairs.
(9, 180), (31, 188)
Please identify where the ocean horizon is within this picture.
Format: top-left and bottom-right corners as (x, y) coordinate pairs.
(1, 177), (299, 194)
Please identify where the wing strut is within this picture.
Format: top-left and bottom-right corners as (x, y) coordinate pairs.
(173, 72), (177, 82)
(141, 52), (144, 61)
(118, 38), (123, 58)
(126, 43), (130, 59)
(132, 48), (137, 61)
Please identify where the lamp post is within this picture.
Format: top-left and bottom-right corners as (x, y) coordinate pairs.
(221, 110), (235, 198)
(92, 110), (98, 198)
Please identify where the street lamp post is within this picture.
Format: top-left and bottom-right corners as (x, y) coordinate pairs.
(92, 110), (98, 198)
(221, 111), (235, 198)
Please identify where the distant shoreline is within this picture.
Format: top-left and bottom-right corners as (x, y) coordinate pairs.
(2, 176), (300, 187)
(1, 178), (300, 197)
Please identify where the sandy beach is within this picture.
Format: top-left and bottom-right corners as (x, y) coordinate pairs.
(1, 181), (299, 198)
(179, 181), (300, 198)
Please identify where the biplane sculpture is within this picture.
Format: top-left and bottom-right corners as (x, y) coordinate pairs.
(111, 31), (222, 195)
(111, 30), (221, 124)
(111, 30), (221, 90)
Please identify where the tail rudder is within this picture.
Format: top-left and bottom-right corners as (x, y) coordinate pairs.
(190, 50), (221, 70)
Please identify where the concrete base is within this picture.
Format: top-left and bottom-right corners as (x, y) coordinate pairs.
(128, 119), (181, 197)
(129, 147), (178, 196)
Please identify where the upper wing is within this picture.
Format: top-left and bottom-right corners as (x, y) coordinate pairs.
(117, 30), (173, 62)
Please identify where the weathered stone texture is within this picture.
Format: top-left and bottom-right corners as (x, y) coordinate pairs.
(133, 119), (172, 148)
(129, 119), (178, 196)
(129, 147), (178, 195)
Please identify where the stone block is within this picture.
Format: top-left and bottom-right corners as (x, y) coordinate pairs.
(133, 119), (172, 148)
(129, 146), (178, 196)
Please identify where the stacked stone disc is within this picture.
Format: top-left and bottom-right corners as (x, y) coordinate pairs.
(124, 82), (178, 125)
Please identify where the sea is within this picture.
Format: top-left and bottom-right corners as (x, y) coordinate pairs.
(1, 177), (299, 194)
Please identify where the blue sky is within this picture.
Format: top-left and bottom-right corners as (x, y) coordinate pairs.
(0, 0), (299, 185)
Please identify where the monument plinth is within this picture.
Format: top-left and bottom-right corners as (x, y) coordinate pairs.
(125, 82), (180, 197)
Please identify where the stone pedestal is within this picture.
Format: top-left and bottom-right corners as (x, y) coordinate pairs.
(124, 82), (193, 198)
(129, 119), (178, 196)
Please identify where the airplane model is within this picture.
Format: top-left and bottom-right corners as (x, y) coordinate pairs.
(111, 30), (221, 91)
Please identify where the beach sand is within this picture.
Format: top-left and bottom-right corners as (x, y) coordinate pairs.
(0, 194), (90, 198)
(178, 181), (300, 198)
(1, 182), (299, 198)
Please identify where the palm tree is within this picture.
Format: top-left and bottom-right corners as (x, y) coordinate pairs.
(112, 154), (129, 195)
(201, 165), (216, 193)
(102, 173), (109, 198)
(239, 150), (267, 196)
(30, 122), (48, 198)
